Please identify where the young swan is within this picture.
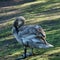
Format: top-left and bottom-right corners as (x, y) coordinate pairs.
(12, 16), (53, 59)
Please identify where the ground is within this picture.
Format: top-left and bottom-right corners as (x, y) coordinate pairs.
(0, 0), (60, 60)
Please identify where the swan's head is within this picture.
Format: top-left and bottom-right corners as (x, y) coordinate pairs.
(13, 16), (25, 33)
(16, 16), (25, 27)
(13, 16), (25, 28)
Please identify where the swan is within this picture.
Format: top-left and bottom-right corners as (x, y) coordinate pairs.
(12, 16), (53, 59)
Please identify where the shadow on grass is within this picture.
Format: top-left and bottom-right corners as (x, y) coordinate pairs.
(0, 38), (20, 48)
(0, 0), (36, 7)
(0, 37), (23, 57)
(49, 52), (60, 60)
(48, 0), (60, 3)
(0, 0), (60, 23)
(23, 0), (60, 14)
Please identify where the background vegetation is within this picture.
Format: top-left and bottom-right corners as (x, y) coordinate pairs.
(0, 0), (60, 60)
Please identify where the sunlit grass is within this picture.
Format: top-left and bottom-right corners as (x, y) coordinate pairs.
(0, 0), (60, 18)
(0, 35), (14, 41)
(24, 47), (60, 60)
(0, 0), (60, 60)
(0, 0), (47, 13)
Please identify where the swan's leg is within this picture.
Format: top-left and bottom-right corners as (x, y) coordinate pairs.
(31, 48), (34, 55)
(24, 46), (27, 58)
(27, 48), (34, 56)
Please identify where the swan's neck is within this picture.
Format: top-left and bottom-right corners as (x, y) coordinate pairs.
(12, 27), (18, 38)
(13, 18), (24, 33)
(12, 27), (21, 42)
(12, 18), (25, 42)
(12, 27), (23, 44)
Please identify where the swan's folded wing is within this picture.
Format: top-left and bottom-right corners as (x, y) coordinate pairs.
(29, 38), (54, 48)
(20, 34), (53, 48)
(35, 25), (46, 37)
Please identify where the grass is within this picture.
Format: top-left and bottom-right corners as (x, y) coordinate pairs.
(0, 0), (60, 60)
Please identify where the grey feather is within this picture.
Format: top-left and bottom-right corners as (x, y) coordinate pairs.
(12, 16), (53, 48)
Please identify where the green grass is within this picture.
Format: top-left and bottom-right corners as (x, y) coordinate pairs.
(0, 0), (60, 60)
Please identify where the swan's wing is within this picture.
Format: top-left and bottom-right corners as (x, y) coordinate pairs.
(21, 35), (53, 48)
(18, 25), (46, 42)
(35, 25), (46, 37)
(28, 36), (53, 48)
(18, 25), (37, 37)
(33, 25), (47, 44)
(18, 26), (30, 37)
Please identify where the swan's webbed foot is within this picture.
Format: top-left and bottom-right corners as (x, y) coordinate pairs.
(16, 47), (34, 60)
(15, 56), (25, 60)
(15, 52), (33, 60)
(22, 52), (33, 57)
(15, 54), (27, 60)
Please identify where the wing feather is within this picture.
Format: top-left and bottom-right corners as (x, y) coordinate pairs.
(34, 25), (47, 44)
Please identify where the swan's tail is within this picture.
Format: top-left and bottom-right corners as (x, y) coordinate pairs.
(38, 43), (54, 48)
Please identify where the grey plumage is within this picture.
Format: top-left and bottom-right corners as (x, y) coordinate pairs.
(12, 16), (53, 58)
